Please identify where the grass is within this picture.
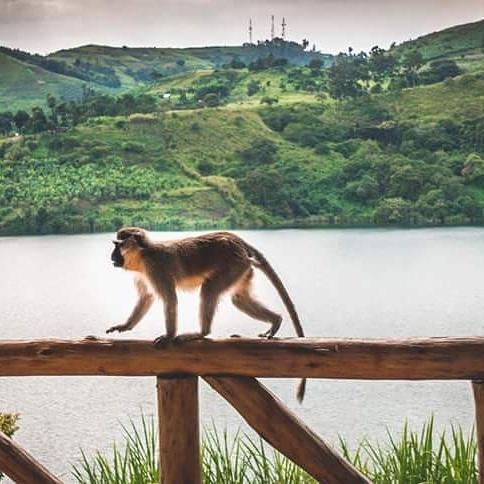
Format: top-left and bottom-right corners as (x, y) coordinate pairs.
(71, 416), (478, 484)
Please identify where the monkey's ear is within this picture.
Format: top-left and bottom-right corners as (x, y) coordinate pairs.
(130, 232), (149, 248)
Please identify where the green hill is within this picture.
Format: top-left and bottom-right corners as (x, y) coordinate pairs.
(0, 40), (330, 110)
(49, 41), (331, 88)
(392, 18), (484, 72)
(0, 19), (483, 235)
(0, 52), (88, 111)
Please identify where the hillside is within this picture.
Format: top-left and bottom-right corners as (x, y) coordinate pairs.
(0, 52), (89, 111)
(0, 40), (330, 110)
(1, 63), (483, 235)
(0, 19), (483, 235)
(392, 18), (484, 72)
(50, 41), (331, 81)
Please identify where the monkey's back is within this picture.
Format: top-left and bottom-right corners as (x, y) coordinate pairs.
(162, 232), (251, 278)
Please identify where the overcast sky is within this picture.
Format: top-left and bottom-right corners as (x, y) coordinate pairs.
(0, 0), (482, 55)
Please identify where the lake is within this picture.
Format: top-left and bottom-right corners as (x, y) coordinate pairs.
(1, 227), (483, 481)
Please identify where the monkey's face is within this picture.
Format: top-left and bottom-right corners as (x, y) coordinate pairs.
(111, 237), (144, 272)
(111, 241), (124, 267)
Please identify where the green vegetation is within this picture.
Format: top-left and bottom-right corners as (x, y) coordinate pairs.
(71, 416), (477, 483)
(0, 52), (90, 111)
(0, 39), (328, 110)
(0, 19), (483, 235)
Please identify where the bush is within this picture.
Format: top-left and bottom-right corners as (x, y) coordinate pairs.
(374, 197), (414, 224)
(198, 160), (215, 176)
(260, 96), (279, 106)
(247, 80), (261, 96)
(0, 412), (19, 437)
(121, 141), (145, 153)
(239, 139), (278, 165)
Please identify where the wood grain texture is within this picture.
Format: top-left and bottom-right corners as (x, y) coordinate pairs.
(205, 376), (370, 483)
(0, 432), (61, 484)
(1, 337), (484, 379)
(473, 381), (484, 484)
(157, 376), (201, 484)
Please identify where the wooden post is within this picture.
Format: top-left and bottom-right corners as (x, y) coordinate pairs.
(473, 380), (484, 483)
(205, 376), (370, 484)
(157, 376), (201, 484)
(0, 431), (62, 484)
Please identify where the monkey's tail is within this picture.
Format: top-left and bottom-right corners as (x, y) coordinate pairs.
(245, 244), (304, 338)
(244, 242), (307, 403)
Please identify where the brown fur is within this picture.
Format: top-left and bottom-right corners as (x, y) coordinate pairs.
(108, 227), (307, 402)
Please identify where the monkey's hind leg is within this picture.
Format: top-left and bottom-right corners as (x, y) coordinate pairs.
(195, 266), (249, 339)
(231, 269), (282, 338)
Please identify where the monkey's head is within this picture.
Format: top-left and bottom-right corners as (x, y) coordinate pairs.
(111, 227), (149, 270)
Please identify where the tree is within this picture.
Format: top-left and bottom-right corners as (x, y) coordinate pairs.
(30, 106), (49, 133)
(247, 80), (261, 96)
(374, 197), (413, 224)
(420, 60), (461, 85)
(0, 111), (13, 135)
(327, 53), (368, 99)
(239, 167), (291, 216)
(368, 46), (397, 83)
(13, 110), (30, 133)
(203, 93), (220, 107)
(402, 50), (424, 87)
(309, 58), (323, 70)
(239, 138), (278, 165)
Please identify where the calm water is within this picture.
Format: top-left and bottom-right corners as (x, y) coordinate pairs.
(1, 228), (483, 481)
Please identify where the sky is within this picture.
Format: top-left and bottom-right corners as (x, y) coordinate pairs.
(0, 0), (483, 55)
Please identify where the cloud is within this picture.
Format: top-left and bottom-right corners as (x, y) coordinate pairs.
(0, 0), (71, 23)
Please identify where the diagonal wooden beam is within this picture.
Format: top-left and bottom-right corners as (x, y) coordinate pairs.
(0, 431), (61, 484)
(205, 376), (371, 484)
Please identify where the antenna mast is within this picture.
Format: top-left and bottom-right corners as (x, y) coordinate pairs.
(271, 15), (275, 40)
(249, 18), (253, 44)
(282, 17), (287, 40)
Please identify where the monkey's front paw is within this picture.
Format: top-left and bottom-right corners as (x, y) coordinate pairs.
(153, 335), (174, 348)
(106, 324), (127, 334)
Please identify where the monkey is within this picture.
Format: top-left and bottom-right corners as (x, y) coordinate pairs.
(107, 227), (306, 402)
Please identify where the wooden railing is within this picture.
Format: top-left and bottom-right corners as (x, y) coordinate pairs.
(1, 336), (484, 483)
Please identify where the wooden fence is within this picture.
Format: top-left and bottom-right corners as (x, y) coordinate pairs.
(1, 336), (484, 483)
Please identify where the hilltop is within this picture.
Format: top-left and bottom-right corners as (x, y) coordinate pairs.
(391, 18), (484, 72)
(0, 40), (330, 110)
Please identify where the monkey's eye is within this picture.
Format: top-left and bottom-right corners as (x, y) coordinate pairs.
(112, 240), (121, 246)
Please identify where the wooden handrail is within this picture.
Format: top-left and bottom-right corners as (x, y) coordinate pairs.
(1, 336), (484, 379)
(3, 336), (484, 483)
